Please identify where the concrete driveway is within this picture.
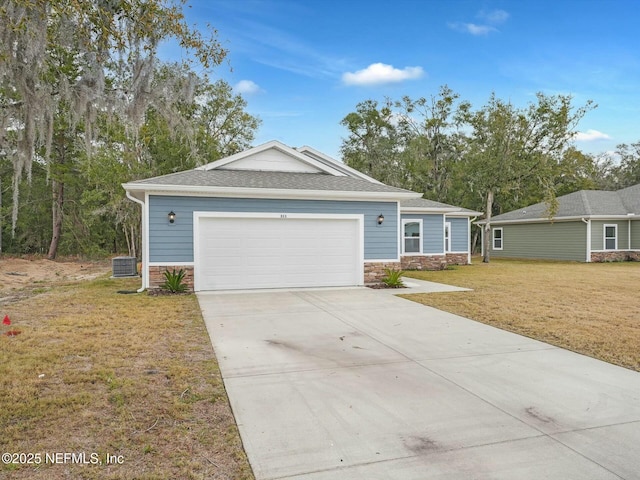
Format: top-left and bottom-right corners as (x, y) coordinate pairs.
(198, 286), (640, 480)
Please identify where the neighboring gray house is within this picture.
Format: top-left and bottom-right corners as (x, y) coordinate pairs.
(123, 141), (480, 291)
(478, 184), (640, 262)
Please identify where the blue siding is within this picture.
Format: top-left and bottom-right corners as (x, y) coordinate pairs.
(447, 217), (469, 252)
(402, 214), (444, 254)
(149, 196), (399, 262)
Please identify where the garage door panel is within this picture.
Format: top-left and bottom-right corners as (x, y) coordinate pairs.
(196, 216), (361, 291)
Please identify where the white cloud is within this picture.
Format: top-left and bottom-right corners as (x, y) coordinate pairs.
(449, 9), (509, 35)
(479, 9), (510, 24)
(342, 63), (424, 86)
(448, 22), (496, 35)
(574, 129), (612, 141)
(234, 80), (262, 95)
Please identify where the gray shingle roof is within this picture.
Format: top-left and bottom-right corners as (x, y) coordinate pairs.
(401, 198), (481, 215)
(127, 169), (418, 195)
(487, 184), (640, 223)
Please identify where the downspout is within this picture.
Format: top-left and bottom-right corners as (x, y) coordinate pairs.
(468, 217), (477, 264)
(582, 218), (591, 262)
(125, 191), (147, 293)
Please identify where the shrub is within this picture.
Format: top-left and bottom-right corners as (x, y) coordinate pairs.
(161, 268), (188, 293)
(381, 268), (405, 288)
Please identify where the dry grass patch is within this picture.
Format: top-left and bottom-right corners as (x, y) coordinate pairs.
(0, 274), (253, 479)
(402, 258), (640, 371)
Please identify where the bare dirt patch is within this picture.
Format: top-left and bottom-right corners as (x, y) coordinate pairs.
(0, 257), (111, 304)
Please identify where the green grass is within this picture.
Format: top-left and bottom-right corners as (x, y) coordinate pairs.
(0, 276), (254, 479)
(402, 257), (640, 371)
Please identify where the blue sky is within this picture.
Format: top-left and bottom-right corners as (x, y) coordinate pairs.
(165, 0), (640, 160)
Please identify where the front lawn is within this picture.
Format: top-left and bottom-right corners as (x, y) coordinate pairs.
(402, 258), (640, 372)
(0, 274), (253, 479)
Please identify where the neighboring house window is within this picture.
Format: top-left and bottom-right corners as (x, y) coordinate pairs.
(604, 224), (617, 250)
(445, 222), (451, 252)
(402, 219), (422, 254)
(493, 228), (503, 250)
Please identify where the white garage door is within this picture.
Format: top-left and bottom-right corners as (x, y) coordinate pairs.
(195, 214), (363, 291)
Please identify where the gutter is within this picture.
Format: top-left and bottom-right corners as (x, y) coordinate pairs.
(477, 214), (640, 226)
(125, 191), (147, 293)
(121, 183), (421, 202)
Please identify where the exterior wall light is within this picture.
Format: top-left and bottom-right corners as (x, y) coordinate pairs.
(168, 211), (176, 223)
(377, 214), (384, 225)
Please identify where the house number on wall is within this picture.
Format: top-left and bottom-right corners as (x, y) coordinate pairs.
(280, 214), (287, 219)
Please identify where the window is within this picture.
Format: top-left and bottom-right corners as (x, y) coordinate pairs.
(444, 222), (451, 252)
(493, 228), (503, 250)
(402, 219), (422, 254)
(604, 224), (617, 250)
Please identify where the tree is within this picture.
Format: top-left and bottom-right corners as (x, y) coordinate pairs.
(340, 99), (406, 187)
(612, 142), (640, 188)
(392, 86), (469, 202)
(80, 68), (260, 258)
(0, 0), (227, 256)
(458, 93), (594, 262)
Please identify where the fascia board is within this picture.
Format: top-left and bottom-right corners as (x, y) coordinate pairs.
(296, 146), (385, 185)
(445, 211), (484, 217)
(401, 207), (458, 214)
(122, 184), (145, 202)
(401, 207), (483, 216)
(476, 214), (639, 225)
(123, 184), (421, 201)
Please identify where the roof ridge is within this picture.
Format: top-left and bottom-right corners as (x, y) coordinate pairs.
(579, 190), (592, 216)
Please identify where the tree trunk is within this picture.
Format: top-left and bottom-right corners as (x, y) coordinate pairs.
(482, 190), (494, 263)
(471, 229), (479, 254)
(47, 179), (64, 260)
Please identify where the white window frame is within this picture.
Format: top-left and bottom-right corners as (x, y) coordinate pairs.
(444, 221), (451, 253)
(493, 227), (503, 250)
(402, 219), (423, 255)
(603, 224), (618, 250)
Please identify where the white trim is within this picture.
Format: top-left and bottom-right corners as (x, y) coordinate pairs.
(445, 221), (452, 253)
(603, 223), (618, 250)
(629, 219), (632, 251)
(402, 218), (423, 255)
(397, 201), (402, 260)
(445, 211), (484, 217)
(467, 217), (472, 264)
(401, 207), (459, 213)
(196, 140), (347, 176)
(148, 262), (195, 267)
(123, 184), (420, 202)
(365, 258), (401, 263)
(591, 248), (640, 253)
(295, 145), (384, 184)
(493, 227), (504, 250)
(479, 214), (640, 226)
(193, 211), (365, 291)
(590, 249), (640, 253)
(584, 218), (591, 262)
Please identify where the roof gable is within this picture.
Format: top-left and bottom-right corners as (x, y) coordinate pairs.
(197, 140), (348, 176)
(295, 145), (383, 184)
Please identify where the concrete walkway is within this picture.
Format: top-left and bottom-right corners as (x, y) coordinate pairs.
(198, 286), (640, 480)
